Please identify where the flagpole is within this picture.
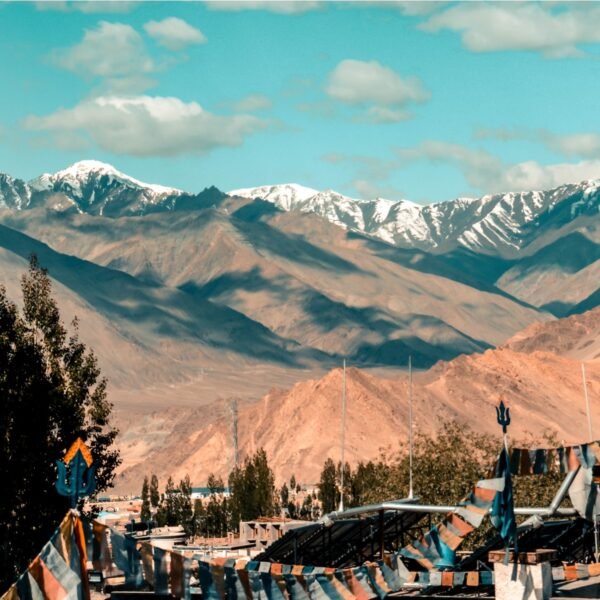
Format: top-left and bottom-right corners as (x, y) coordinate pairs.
(582, 362), (594, 441)
(408, 355), (414, 499)
(339, 359), (347, 512)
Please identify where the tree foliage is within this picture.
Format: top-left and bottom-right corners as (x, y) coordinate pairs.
(317, 422), (569, 547)
(228, 448), (276, 528)
(0, 257), (120, 590)
(141, 476), (151, 523)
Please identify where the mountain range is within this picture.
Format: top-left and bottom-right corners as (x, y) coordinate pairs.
(115, 307), (600, 491)
(1, 160), (599, 487)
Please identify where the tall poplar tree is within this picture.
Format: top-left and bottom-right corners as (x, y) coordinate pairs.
(0, 256), (120, 590)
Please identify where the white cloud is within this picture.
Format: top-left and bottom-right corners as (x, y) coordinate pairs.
(24, 95), (270, 157)
(352, 178), (405, 200)
(231, 94), (272, 113)
(362, 106), (412, 123)
(476, 127), (600, 159)
(35, 1), (138, 13)
(328, 139), (600, 201)
(144, 17), (207, 50)
(326, 59), (428, 106)
(422, 3), (600, 58)
(396, 140), (600, 192)
(204, 1), (323, 14)
(397, 141), (503, 191)
(324, 59), (428, 124)
(53, 21), (155, 87)
(546, 133), (600, 159)
(499, 159), (600, 191)
(354, 1), (448, 16)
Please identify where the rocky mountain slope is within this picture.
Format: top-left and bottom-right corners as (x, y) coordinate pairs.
(0, 196), (545, 371)
(115, 307), (600, 491)
(231, 180), (600, 258)
(1, 161), (599, 318)
(232, 180), (600, 315)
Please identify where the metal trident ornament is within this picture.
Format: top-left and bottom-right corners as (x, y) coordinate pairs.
(56, 438), (96, 508)
(496, 400), (511, 434)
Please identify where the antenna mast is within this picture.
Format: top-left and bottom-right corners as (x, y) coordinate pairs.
(339, 360), (347, 512)
(408, 355), (414, 499)
(230, 398), (239, 470)
(582, 362), (594, 441)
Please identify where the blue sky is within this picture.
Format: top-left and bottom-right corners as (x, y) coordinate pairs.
(2, 1), (600, 203)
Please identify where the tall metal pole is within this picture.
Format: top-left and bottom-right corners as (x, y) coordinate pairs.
(408, 355), (414, 499)
(339, 360), (347, 512)
(582, 362), (594, 441)
(230, 399), (239, 470)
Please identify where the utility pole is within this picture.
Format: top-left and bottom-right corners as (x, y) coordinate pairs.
(582, 363), (594, 441)
(408, 355), (414, 499)
(230, 399), (239, 470)
(339, 360), (347, 512)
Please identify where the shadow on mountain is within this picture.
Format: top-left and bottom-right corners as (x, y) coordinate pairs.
(353, 321), (492, 369)
(302, 290), (398, 335)
(181, 267), (291, 303)
(522, 186), (600, 239)
(509, 232), (600, 277)
(300, 290), (490, 367)
(348, 231), (516, 293)
(541, 300), (576, 318)
(231, 216), (364, 274)
(168, 186), (227, 213)
(231, 198), (283, 222)
(569, 288), (600, 316)
(0, 223), (319, 366)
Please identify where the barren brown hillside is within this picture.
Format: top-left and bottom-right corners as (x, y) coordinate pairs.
(114, 309), (600, 492)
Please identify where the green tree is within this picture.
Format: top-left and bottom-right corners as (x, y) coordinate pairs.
(176, 476), (193, 536)
(0, 257), (120, 590)
(318, 423), (569, 550)
(318, 458), (338, 514)
(290, 474), (296, 491)
(228, 448), (276, 528)
(300, 495), (313, 520)
(207, 474), (225, 495)
(287, 501), (297, 519)
(140, 476), (151, 523)
(192, 499), (206, 537)
(280, 482), (289, 506)
(150, 474), (160, 508)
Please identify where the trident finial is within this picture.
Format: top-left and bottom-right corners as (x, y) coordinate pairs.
(496, 400), (511, 434)
(55, 438), (96, 508)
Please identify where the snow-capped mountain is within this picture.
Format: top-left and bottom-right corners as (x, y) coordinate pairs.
(230, 180), (600, 257)
(0, 173), (31, 210)
(0, 161), (224, 217)
(1, 160), (600, 258)
(229, 183), (413, 237)
(27, 160), (184, 217)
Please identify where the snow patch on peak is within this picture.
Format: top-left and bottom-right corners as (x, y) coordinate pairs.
(229, 183), (320, 210)
(30, 160), (182, 196)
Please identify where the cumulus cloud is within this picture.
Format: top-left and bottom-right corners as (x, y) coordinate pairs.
(422, 3), (600, 58)
(52, 21), (155, 92)
(396, 141), (503, 191)
(476, 127), (600, 159)
(144, 17), (206, 50)
(351, 178), (405, 200)
(328, 140), (600, 201)
(35, 1), (138, 13)
(326, 59), (428, 106)
(204, 1), (323, 14)
(24, 95), (269, 157)
(324, 59), (428, 123)
(231, 94), (272, 113)
(396, 141), (600, 192)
